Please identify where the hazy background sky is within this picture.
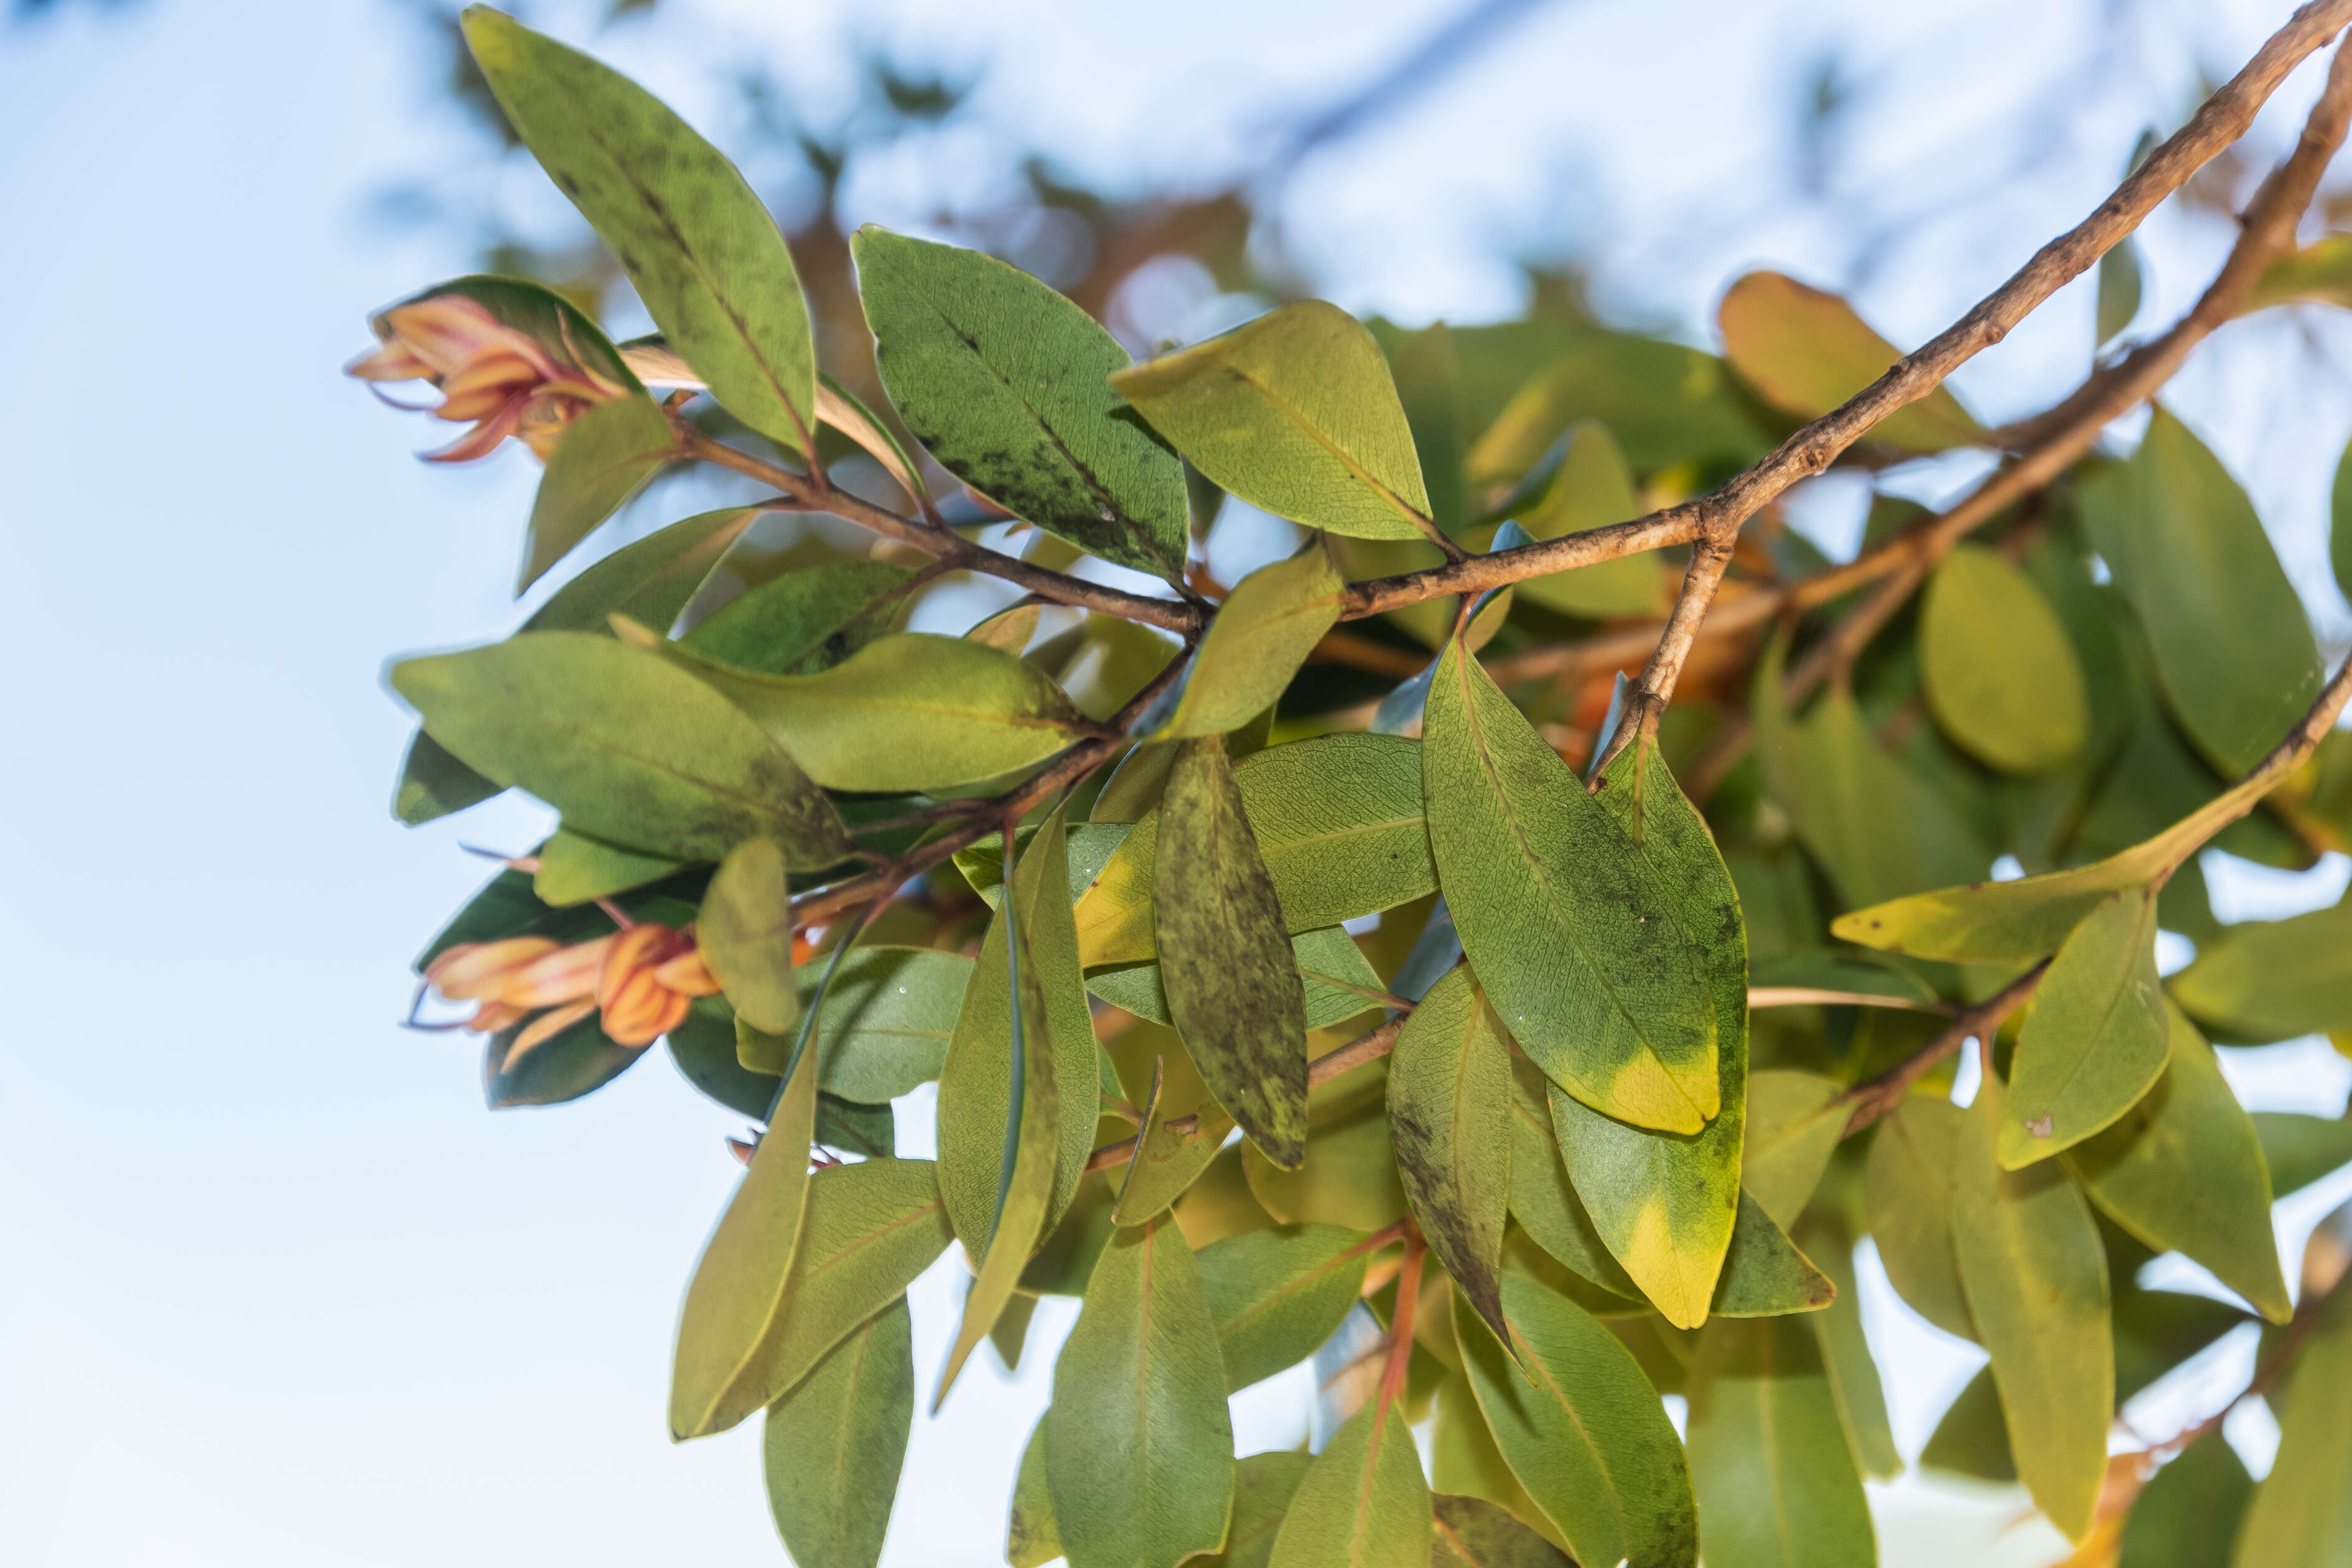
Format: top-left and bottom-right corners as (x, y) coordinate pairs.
(6, 1), (2352, 1564)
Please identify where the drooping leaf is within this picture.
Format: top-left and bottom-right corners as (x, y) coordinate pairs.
(463, 9), (818, 455)
(2120, 1432), (2251, 1568)
(742, 1157), (951, 1412)
(1007, 1417), (1060, 1568)
(1717, 270), (1980, 452)
(1424, 640), (1718, 1132)
(1149, 543), (1346, 740)
(1920, 544), (2088, 773)
(1741, 1070), (1846, 1229)
(1207, 1452), (1318, 1568)
(852, 226), (1189, 579)
(2171, 890), (2352, 1044)
(1684, 1315), (1877, 1568)
(1951, 1068), (2112, 1543)
(1428, 1493), (1570, 1568)
(761, 1296), (912, 1568)
(1459, 1272), (1698, 1568)
(1796, 1219), (1902, 1478)
(739, 946), (971, 1097)
(2001, 886), (2167, 1167)
(1047, 1216), (1237, 1568)
(1200, 1223), (1373, 1393)
(1266, 1401), (1431, 1568)
(534, 827), (683, 905)
(2079, 407), (2320, 775)
(1388, 966), (1513, 1342)
(1112, 301), (1437, 543)
(391, 632), (850, 865)
(1076, 732), (1433, 966)
(1862, 1096), (1976, 1340)
(1155, 735), (1310, 1167)
(521, 391), (674, 592)
(936, 813), (1091, 1392)
(1547, 738), (1750, 1326)
(681, 561), (921, 675)
(1510, 420), (1671, 616)
(1088, 925), (1388, 1034)
(669, 1048), (821, 1439)
(2229, 1284), (2352, 1567)
(696, 837), (798, 1034)
(637, 628), (1094, 794)
(2067, 1003), (2290, 1322)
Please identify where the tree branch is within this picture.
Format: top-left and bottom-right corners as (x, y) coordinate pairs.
(1836, 961), (2050, 1138)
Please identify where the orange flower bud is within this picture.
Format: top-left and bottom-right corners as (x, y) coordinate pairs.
(503, 934), (615, 1009)
(424, 936), (560, 1002)
(348, 292), (625, 464)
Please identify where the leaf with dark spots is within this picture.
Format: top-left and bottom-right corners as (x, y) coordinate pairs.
(1388, 966), (1513, 1345)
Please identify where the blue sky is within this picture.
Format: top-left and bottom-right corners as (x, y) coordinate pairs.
(4, 1), (2352, 1564)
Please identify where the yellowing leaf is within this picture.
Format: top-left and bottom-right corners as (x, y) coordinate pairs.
(1425, 643), (1718, 1133)
(1920, 544), (2088, 773)
(2000, 887), (2167, 1167)
(1113, 301), (1437, 542)
(1718, 271), (1980, 452)
(1150, 543), (1346, 739)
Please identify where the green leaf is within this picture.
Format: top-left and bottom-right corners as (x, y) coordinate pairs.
(852, 226), (1188, 579)
(1047, 1216), (1237, 1568)
(1544, 739), (1750, 1325)
(2001, 886), (2167, 1167)
(1077, 732), (1434, 966)
(1918, 1366), (2012, 1482)
(1460, 1272), (1699, 1568)
(745, 1157), (950, 1411)
(2079, 408), (2320, 774)
(1155, 736), (1310, 1167)
(1685, 1315), (1876, 1568)
(1920, 544), (2088, 773)
(2242, 233), (2352, 313)
(391, 631), (850, 865)
(393, 726), (503, 826)
(1244, 1091), (1410, 1234)
(2172, 890), (2352, 1043)
(1741, 1070), (1846, 1229)
(814, 1095), (895, 1159)
(1200, 1223), (1373, 1393)
(534, 827), (682, 905)
(1107, 1033), (1239, 1227)
(936, 813), (1091, 1394)
(482, 1007), (637, 1108)
(1389, 966), (1514, 1342)
(2120, 1432), (2251, 1568)
(697, 837), (798, 1034)
(1712, 1192), (1837, 1318)
(1432, 1374), (1559, 1549)
(1113, 301), (1438, 541)
(1379, 319), (1468, 538)
(639, 629), (1094, 794)
(681, 561), (921, 675)
(669, 1049), (821, 1439)
(1862, 1096), (1976, 1340)
(1428, 1493), (1571, 1568)
(1007, 1417), (1060, 1568)
(521, 391), (674, 592)
(1462, 324), (1770, 482)
(2230, 1284), (2352, 1566)
(1506, 1055), (1643, 1304)
(1089, 925), (1387, 1033)
(1267, 1401), (1431, 1568)
(2254, 1109), (2352, 1198)
(1210, 1452), (1318, 1568)
(1424, 640), (1718, 1132)
(2334, 434), (2352, 610)
(1951, 1067), (2112, 1542)
(1796, 1220), (1902, 1478)
(668, 996), (776, 1117)
(1511, 421), (1670, 617)
(2066, 1004), (2290, 1322)
(1150, 543), (1346, 740)
(1717, 271), (1980, 452)
(761, 1297), (911, 1568)
(526, 506), (755, 637)
(2098, 237), (2144, 347)
(462, 7), (818, 455)
(740, 946), (971, 1098)
(1772, 686), (1990, 910)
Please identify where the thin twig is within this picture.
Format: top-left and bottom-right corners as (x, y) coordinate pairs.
(1836, 961), (2051, 1138)
(1748, 986), (1956, 1014)
(1377, 1231), (1427, 1421)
